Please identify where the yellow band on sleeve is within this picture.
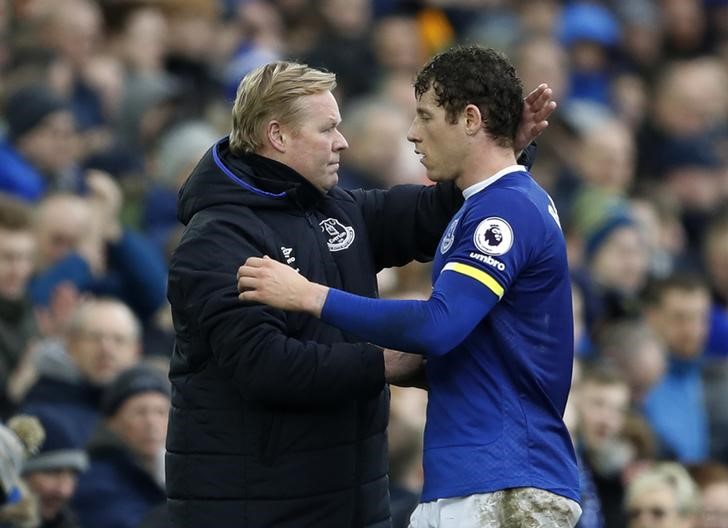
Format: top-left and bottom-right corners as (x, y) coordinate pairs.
(442, 262), (504, 299)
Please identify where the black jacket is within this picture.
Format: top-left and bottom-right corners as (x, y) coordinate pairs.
(165, 139), (462, 527)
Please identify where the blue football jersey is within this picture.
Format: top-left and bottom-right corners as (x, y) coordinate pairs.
(424, 165), (580, 502)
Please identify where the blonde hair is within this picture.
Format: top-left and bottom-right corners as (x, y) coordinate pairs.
(626, 462), (700, 515)
(229, 62), (337, 155)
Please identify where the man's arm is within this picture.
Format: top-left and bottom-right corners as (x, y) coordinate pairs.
(238, 257), (498, 357)
(169, 223), (387, 407)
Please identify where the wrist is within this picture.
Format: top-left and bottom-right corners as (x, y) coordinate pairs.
(305, 283), (329, 318)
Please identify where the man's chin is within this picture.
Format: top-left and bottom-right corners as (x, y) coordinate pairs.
(323, 173), (338, 192)
(426, 170), (442, 183)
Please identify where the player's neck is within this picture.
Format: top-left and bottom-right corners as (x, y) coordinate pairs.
(455, 145), (518, 191)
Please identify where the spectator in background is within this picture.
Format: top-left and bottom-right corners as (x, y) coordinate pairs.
(0, 85), (78, 202)
(43, 0), (106, 144)
(573, 203), (650, 337)
(638, 59), (728, 226)
(643, 274), (712, 463)
(161, 0), (220, 117)
(142, 121), (219, 257)
(557, 2), (620, 108)
(661, 0), (712, 58)
(22, 299), (141, 448)
(624, 463), (699, 528)
(73, 365), (169, 528)
(0, 195), (37, 415)
(704, 206), (728, 358)
(338, 97), (414, 190)
(701, 207), (728, 464)
(689, 463), (728, 528)
(303, 0), (378, 99)
(597, 320), (666, 405)
(629, 193), (685, 279)
(656, 135), (725, 253)
(574, 362), (631, 528)
(114, 72), (181, 168)
(221, 0), (283, 101)
(371, 11), (426, 79)
(106, 4), (168, 77)
(30, 175), (168, 324)
(21, 410), (88, 528)
(574, 119), (635, 196)
(32, 194), (98, 275)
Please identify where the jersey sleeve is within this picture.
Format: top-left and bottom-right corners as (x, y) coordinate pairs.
(441, 188), (543, 299)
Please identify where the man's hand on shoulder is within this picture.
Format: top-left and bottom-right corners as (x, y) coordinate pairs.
(514, 83), (557, 154)
(237, 256), (329, 316)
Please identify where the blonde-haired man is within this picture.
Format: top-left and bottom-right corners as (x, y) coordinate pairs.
(167, 60), (555, 527)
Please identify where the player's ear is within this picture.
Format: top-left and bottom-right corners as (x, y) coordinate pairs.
(266, 120), (286, 153)
(463, 104), (483, 136)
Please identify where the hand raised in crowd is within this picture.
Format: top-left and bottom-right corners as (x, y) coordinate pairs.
(514, 83), (557, 153)
(86, 169), (123, 243)
(34, 281), (83, 337)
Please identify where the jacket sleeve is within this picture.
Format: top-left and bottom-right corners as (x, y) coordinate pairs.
(168, 217), (385, 407)
(351, 181), (463, 271)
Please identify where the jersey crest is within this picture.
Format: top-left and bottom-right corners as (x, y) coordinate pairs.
(320, 218), (355, 252)
(440, 218), (459, 254)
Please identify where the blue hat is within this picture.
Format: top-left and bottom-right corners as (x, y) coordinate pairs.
(21, 410), (88, 475)
(585, 213), (636, 260)
(558, 3), (621, 48)
(656, 136), (722, 176)
(4, 85), (68, 143)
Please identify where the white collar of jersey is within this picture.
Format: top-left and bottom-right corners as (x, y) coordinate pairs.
(462, 164), (527, 200)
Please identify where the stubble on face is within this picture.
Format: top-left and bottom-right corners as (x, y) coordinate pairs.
(409, 88), (465, 184)
(282, 91), (348, 193)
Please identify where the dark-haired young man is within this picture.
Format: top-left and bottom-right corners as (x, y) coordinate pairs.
(168, 56), (555, 527)
(238, 46), (581, 526)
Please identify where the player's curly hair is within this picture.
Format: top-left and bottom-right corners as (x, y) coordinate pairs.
(414, 45), (523, 148)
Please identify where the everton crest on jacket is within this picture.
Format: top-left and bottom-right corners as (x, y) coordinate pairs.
(166, 137), (463, 528)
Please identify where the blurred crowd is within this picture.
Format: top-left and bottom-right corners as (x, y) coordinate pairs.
(0, 0), (727, 527)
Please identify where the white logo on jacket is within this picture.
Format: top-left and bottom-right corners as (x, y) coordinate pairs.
(319, 218), (355, 252)
(473, 217), (513, 256)
(280, 246), (300, 272)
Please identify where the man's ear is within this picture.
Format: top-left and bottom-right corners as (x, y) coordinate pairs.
(464, 104), (484, 136)
(265, 120), (286, 153)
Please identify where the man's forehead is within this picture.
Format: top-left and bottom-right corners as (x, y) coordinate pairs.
(299, 91), (341, 121)
(415, 87), (436, 103)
